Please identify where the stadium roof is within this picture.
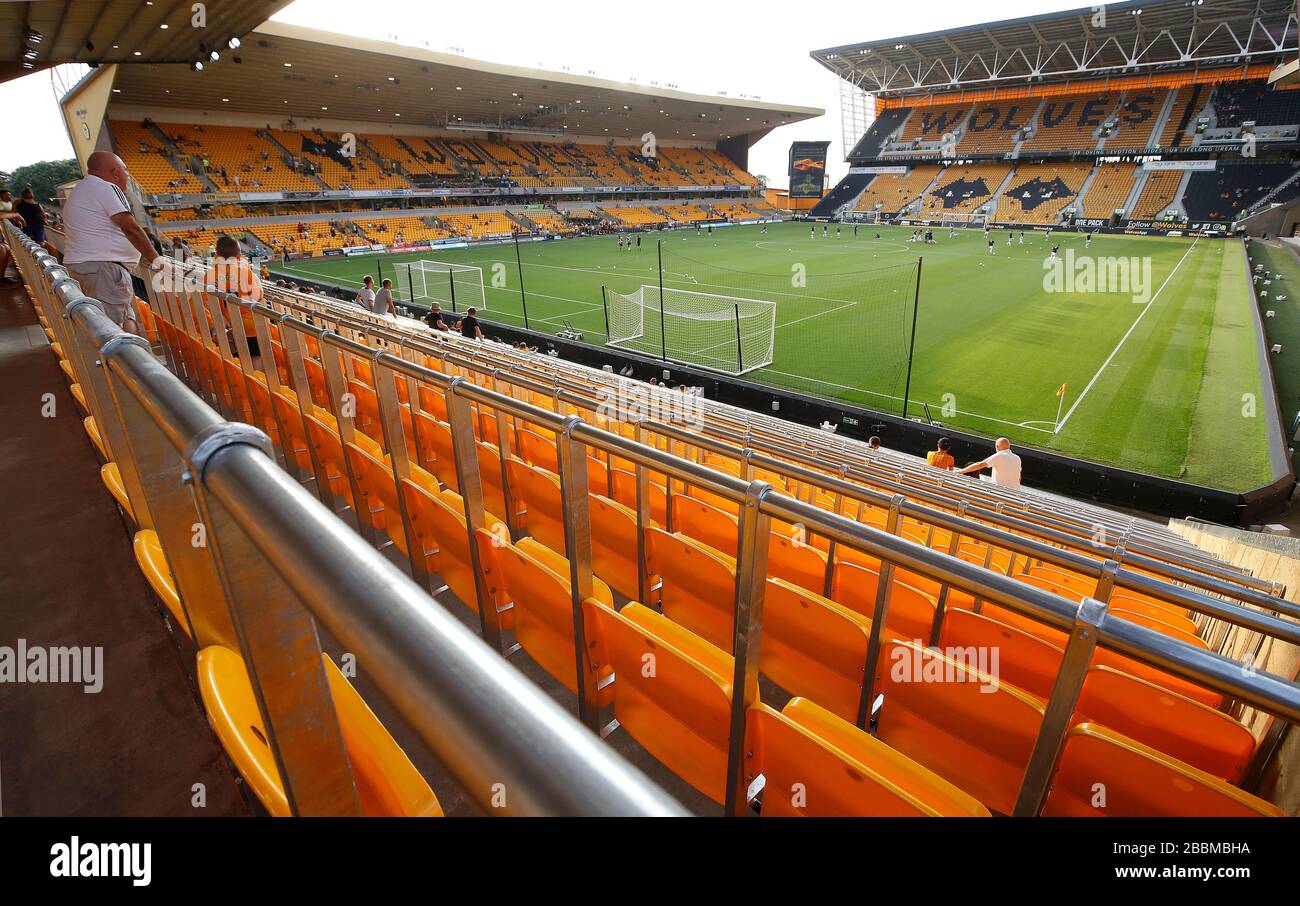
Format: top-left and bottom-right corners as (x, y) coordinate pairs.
(105, 20), (823, 145)
(1, 1), (292, 81)
(811, 0), (1300, 96)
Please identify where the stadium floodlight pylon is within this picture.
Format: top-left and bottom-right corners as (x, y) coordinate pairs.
(407, 260), (486, 312)
(603, 284), (777, 375)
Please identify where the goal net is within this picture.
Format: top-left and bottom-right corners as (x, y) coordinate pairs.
(604, 284), (777, 375)
(406, 260), (486, 312)
(938, 213), (989, 230)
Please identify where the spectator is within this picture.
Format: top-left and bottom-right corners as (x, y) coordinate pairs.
(926, 437), (955, 470)
(15, 187), (58, 257)
(0, 189), (12, 214)
(867, 436), (882, 451)
(458, 306), (483, 340)
(356, 275), (376, 310)
(372, 278), (397, 316)
(958, 437), (1023, 489)
(425, 302), (450, 330)
(0, 208), (27, 283)
(204, 234), (265, 368)
(62, 150), (161, 334)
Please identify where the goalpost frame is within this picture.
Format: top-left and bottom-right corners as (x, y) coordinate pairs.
(603, 282), (776, 376)
(407, 260), (486, 313)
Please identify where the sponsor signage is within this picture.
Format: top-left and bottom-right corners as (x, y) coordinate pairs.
(851, 166), (909, 175)
(1142, 160), (1217, 171)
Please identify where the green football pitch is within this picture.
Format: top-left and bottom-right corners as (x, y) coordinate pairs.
(274, 221), (1275, 492)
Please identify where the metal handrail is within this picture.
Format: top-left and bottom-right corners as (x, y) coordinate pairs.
(7, 223), (687, 817)
(271, 288), (1237, 563)
(235, 280), (1300, 815)
(54, 233), (1298, 816)
(222, 285), (1300, 718)
(267, 291), (1294, 619)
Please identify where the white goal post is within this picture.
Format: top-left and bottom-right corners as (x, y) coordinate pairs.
(405, 260), (487, 312)
(604, 284), (777, 376)
(937, 212), (989, 230)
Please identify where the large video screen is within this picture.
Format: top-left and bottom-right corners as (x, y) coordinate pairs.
(788, 141), (830, 198)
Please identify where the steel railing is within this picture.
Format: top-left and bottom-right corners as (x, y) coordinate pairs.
(7, 223), (687, 817)
(117, 244), (1300, 816)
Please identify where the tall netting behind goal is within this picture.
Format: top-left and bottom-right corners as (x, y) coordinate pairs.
(605, 285), (777, 375)
(405, 260), (487, 312)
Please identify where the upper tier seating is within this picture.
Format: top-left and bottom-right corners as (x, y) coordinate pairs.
(960, 98), (1039, 154)
(898, 102), (970, 143)
(110, 121), (205, 194)
(1212, 80), (1300, 128)
(1105, 90), (1170, 149)
(847, 107), (910, 159)
(1022, 93), (1121, 151)
(158, 122), (320, 192)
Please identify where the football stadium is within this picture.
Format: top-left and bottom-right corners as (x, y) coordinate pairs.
(2, 0), (1300, 857)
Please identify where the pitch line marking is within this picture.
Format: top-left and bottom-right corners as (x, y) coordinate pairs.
(759, 368), (1054, 433)
(1053, 238), (1199, 435)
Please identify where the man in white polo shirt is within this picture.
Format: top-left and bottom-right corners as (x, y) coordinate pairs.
(63, 151), (161, 334)
(958, 437), (1023, 490)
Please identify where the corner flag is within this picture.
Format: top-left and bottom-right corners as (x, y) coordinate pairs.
(1056, 383), (1068, 398)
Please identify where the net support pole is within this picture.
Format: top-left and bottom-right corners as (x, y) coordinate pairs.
(900, 256), (923, 420)
(406, 264), (414, 307)
(514, 233), (531, 330)
(734, 303), (744, 373)
(448, 268), (457, 313)
(601, 285), (610, 340)
(657, 240), (667, 363)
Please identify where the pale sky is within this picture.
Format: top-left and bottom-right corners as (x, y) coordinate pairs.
(0, 0), (1088, 185)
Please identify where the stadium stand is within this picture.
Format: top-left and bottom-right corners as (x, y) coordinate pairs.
(110, 120), (205, 193)
(897, 100), (971, 144)
(994, 163), (1092, 225)
(1182, 161), (1300, 222)
(658, 204), (710, 223)
(1081, 162), (1141, 219)
(601, 205), (669, 225)
(1157, 85), (1203, 148)
(918, 163), (1014, 218)
(1131, 168), (1186, 219)
(960, 98), (1039, 154)
(16, 4), (1300, 828)
(846, 107), (910, 159)
(1212, 79), (1300, 128)
(853, 166), (940, 215)
(441, 210), (516, 240)
(156, 122), (323, 192)
(1022, 93), (1121, 151)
